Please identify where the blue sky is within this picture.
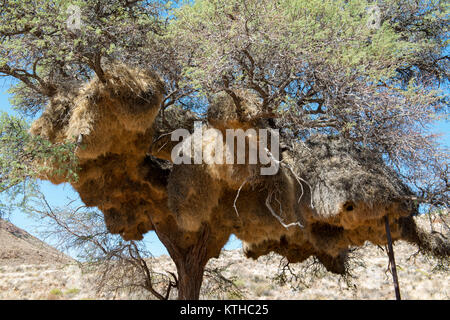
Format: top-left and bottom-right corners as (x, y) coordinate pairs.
(0, 80), (448, 259)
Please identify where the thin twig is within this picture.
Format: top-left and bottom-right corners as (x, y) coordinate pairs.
(233, 178), (248, 217)
(264, 147), (314, 208)
(265, 190), (303, 229)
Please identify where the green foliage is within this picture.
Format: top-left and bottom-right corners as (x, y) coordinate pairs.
(171, 0), (448, 92)
(0, 0), (448, 218)
(0, 0), (165, 114)
(49, 288), (63, 296)
(169, 0), (449, 209)
(64, 288), (81, 295)
(0, 112), (78, 216)
(232, 278), (246, 288)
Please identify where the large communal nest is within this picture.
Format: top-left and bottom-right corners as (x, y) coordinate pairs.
(31, 64), (165, 162)
(150, 106), (200, 161)
(167, 127), (448, 273)
(30, 64), (168, 240)
(207, 90), (262, 130)
(240, 136), (449, 272)
(29, 64), (449, 275)
(291, 135), (415, 228)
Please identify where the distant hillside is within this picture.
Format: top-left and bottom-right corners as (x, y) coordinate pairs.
(0, 219), (72, 266)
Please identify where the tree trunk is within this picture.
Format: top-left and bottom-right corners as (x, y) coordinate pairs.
(172, 224), (210, 300)
(175, 254), (207, 300)
(153, 220), (213, 300)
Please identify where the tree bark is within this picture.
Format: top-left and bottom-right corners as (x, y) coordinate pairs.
(175, 254), (207, 300)
(153, 221), (213, 300)
(172, 225), (210, 300)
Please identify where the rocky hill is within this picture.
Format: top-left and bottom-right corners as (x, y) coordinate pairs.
(0, 219), (72, 266)
(0, 217), (448, 300)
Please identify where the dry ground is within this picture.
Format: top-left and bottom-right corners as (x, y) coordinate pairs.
(0, 217), (448, 300)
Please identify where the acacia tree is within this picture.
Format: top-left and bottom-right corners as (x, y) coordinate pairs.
(1, 0), (449, 299)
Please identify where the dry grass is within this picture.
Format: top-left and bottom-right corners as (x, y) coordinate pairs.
(0, 240), (448, 300)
